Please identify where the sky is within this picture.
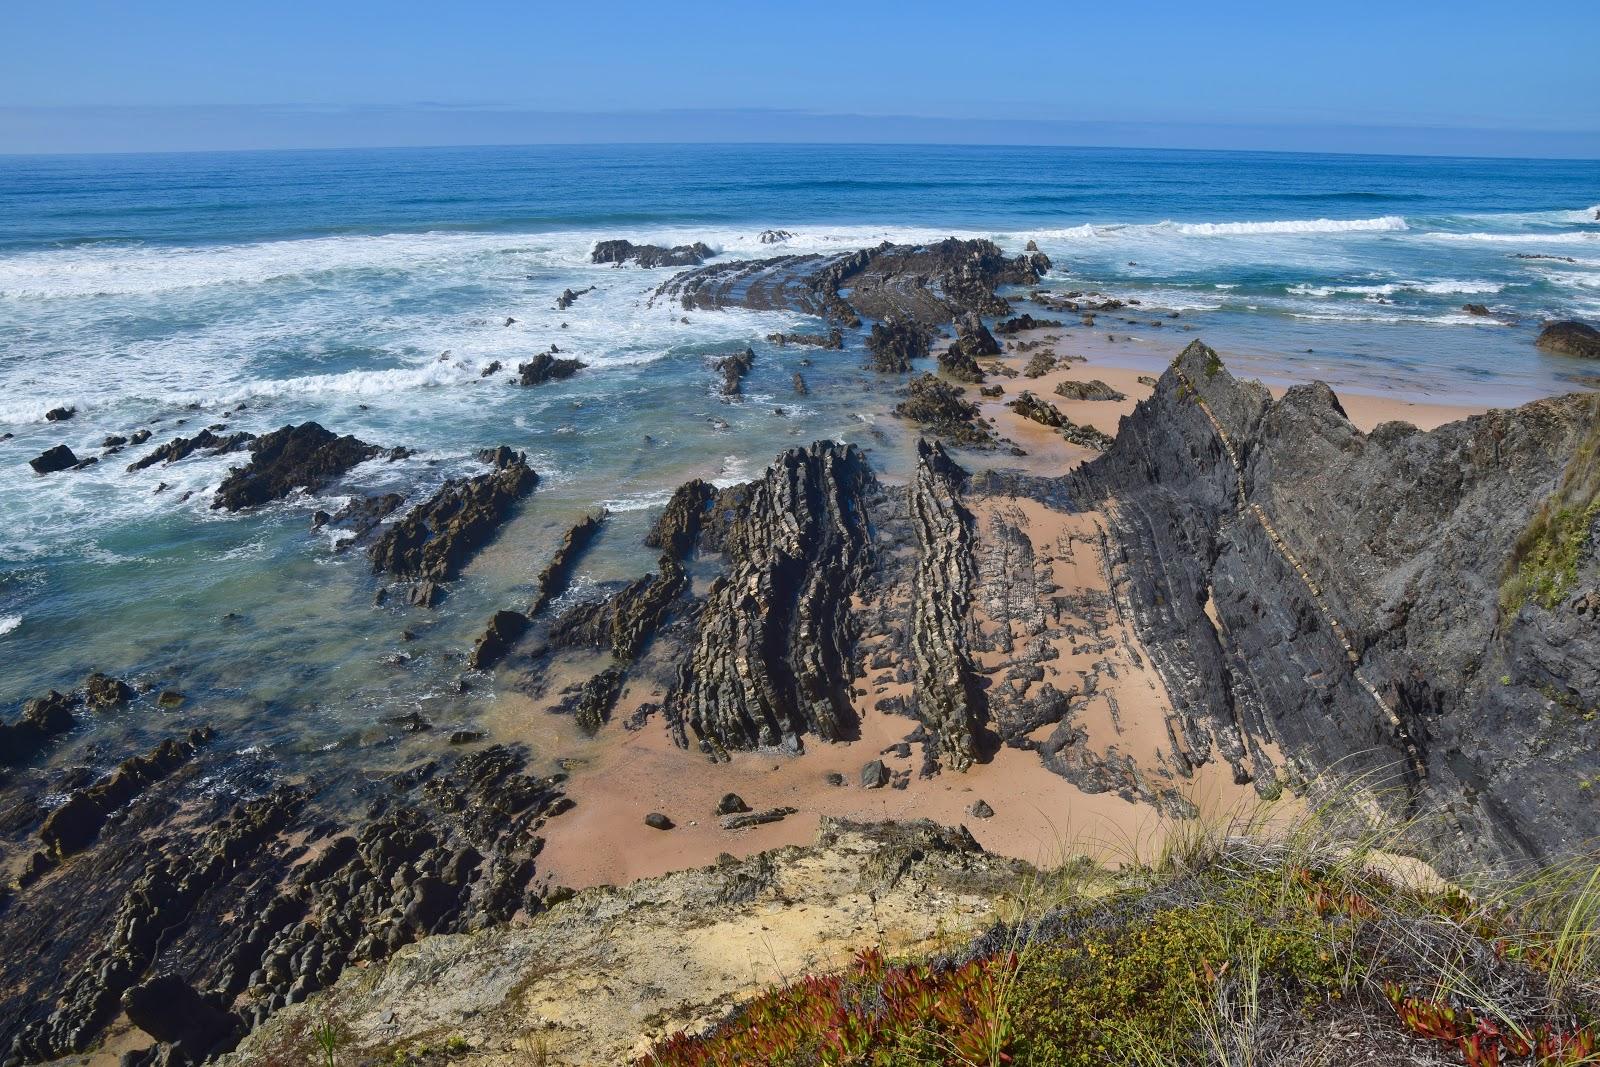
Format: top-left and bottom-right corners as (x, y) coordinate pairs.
(1, 0), (1596, 157)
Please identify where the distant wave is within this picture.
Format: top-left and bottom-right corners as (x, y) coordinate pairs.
(1288, 279), (1505, 298)
(1422, 231), (1600, 245)
(1037, 216), (1409, 240)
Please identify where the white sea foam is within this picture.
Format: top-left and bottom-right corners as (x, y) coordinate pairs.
(1288, 279), (1504, 298)
(1421, 231), (1600, 246)
(0, 614), (20, 637)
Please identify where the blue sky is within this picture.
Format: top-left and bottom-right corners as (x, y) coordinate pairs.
(1, 1), (1596, 156)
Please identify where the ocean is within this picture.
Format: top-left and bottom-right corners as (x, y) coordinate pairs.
(1, 142), (1597, 791)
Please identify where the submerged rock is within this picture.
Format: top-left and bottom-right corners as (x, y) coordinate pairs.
(517, 350), (587, 386)
(467, 609), (530, 671)
(529, 511), (606, 617)
(713, 347), (755, 396)
(127, 427), (255, 472)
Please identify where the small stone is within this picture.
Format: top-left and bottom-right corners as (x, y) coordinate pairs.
(644, 812), (674, 831)
(968, 799), (995, 819)
(156, 690), (185, 709)
(715, 793), (751, 816)
(825, 772), (845, 786)
(448, 729), (485, 745)
(860, 760), (889, 789)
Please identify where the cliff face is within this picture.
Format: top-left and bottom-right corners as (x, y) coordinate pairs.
(1080, 340), (1600, 866)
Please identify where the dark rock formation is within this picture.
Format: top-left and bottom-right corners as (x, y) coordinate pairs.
(1463, 303), (1492, 317)
(908, 441), (983, 771)
(212, 423), (383, 511)
(81, 672), (134, 709)
(28, 445), (78, 475)
(645, 480), (715, 561)
(314, 492), (406, 545)
(1536, 320), (1600, 359)
(1061, 420), (1115, 451)
(44, 407), (75, 422)
(517, 351), (587, 386)
(1023, 353), (1057, 378)
(592, 240), (712, 269)
(368, 448), (537, 583)
(793, 372), (808, 395)
(894, 374), (994, 447)
(767, 328), (842, 349)
(123, 973), (237, 1057)
(654, 238), (1050, 328)
(127, 428), (255, 472)
(555, 285), (594, 310)
(758, 230), (793, 244)
(529, 511), (606, 617)
(468, 610), (530, 671)
(866, 320), (934, 372)
(1077, 339), (1600, 867)
(1054, 379), (1126, 402)
(672, 442), (875, 755)
(40, 729), (211, 857)
(1007, 391), (1067, 428)
(715, 793), (750, 816)
(995, 314), (1062, 335)
(548, 559), (686, 663)
(713, 347), (755, 396)
(968, 799), (995, 819)
(0, 690), (76, 766)
(644, 812), (674, 830)
(570, 667), (624, 735)
(860, 760), (888, 788)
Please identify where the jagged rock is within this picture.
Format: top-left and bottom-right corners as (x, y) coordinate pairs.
(41, 730), (210, 856)
(29, 444), (78, 475)
(673, 442), (874, 754)
(1023, 353), (1057, 378)
(71, 455), (98, 470)
(1025, 239), (1040, 251)
(316, 492), (405, 544)
(715, 793), (751, 816)
(1463, 303), (1492, 317)
(938, 314), (998, 383)
(549, 556), (686, 662)
(530, 511), (605, 616)
(713, 347), (755, 396)
(980, 385), (1004, 398)
(449, 729), (486, 745)
(654, 238), (1050, 328)
(592, 240), (713, 268)
(968, 799), (995, 819)
(81, 672), (134, 709)
(866, 320), (934, 372)
(1054, 379), (1126, 402)
(481, 360), (502, 377)
(0, 689), (76, 765)
(1536, 319), (1600, 359)
(767, 329), (841, 349)
(645, 480), (715, 561)
(938, 346), (985, 384)
(571, 667), (624, 735)
(368, 448), (537, 582)
(212, 423), (383, 511)
(1061, 421), (1115, 451)
(644, 812), (674, 830)
(556, 285), (594, 310)
(758, 229), (793, 244)
(1077, 339), (1600, 867)
(1007, 391), (1066, 428)
(894, 374), (994, 447)
(995, 313), (1061, 335)
(127, 428), (255, 472)
(468, 610), (530, 671)
(793, 372), (808, 395)
(517, 351), (587, 386)
(860, 760), (889, 788)
(908, 440), (982, 770)
(45, 406), (75, 422)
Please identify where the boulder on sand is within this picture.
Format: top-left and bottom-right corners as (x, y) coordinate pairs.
(1536, 320), (1600, 359)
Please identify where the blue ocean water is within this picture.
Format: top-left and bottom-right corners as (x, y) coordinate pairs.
(0, 143), (1596, 784)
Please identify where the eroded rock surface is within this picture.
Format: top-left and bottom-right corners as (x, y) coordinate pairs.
(368, 448), (537, 583)
(212, 423), (383, 512)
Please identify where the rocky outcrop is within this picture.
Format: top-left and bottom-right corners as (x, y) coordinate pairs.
(548, 559), (686, 663)
(368, 448), (537, 583)
(555, 286), (594, 310)
(653, 238), (1050, 328)
(995, 313), (1061, 335)
(1054, 378), (1126, 402)
(0, 690), (76, 766)
(866, 320), (934, 372)
(212, 423), (384, 511)
(529, 511), (606, 617)
(468, 610), (530, 671)
(713, 347), (755, 396)
(39, 728), (211, 858)
(758, 229), (793, 244)
(644, 480), (715, 561)
(1536, 319), (1600, 359)
(1023, 353), (1057, 378)
(1077, 339), (1600, 867)
(591, 240), (713, 268)
(672, 443), (875, 755)
(517, 350), (587, 386)
(767, 328), (842, 349)
(28, 444), (78, 475)
(81, 672), (134, 709)
(894, 374), (994, 447)
(907, 441), (983, 771)
(1007, 391), (1066, 428)
(127, 428), (255, 472)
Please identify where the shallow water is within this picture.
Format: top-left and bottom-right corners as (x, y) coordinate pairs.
(1, 143), (1596, 789)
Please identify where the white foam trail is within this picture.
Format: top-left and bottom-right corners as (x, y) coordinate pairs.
(0, 614), (20, 637)
(1288, 279), (1504, 297)
(1422, 231), (1600, 246)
